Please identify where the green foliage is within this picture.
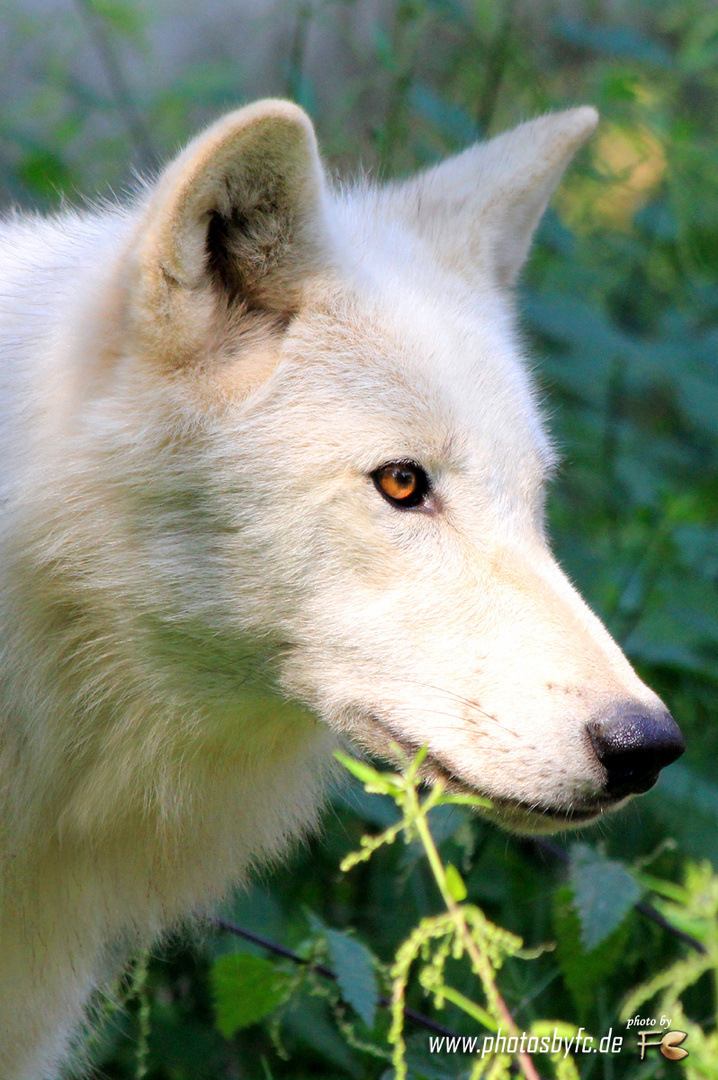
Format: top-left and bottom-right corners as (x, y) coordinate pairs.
(325, 929), (380, 1031)
(445, 864), (468, 903)
(211, 954), (295, 1038)
(621, 861), (718, 1077)
(3, 0), (717, 1076)
(553, 885), (632, 1017)
(338, 751), (572, 1080)
(568, 843), (642, 950)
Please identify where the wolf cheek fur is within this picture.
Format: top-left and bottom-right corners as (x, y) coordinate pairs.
(0, 99), (683, 1078)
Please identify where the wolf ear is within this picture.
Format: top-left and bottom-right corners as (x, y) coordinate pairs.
(386, 108), (597, 289)
(130, 100), (330, 359)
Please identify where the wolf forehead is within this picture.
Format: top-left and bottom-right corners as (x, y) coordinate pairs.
(257, 255), (556, 504)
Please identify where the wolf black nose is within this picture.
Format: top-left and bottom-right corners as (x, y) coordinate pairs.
(588, 704), (685, 798)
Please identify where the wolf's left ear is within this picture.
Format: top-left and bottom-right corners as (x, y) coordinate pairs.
(386, 108), (597, 289)
(130, 100), (330, 360)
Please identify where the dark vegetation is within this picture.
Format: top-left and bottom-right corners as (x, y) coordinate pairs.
(2, 1), (717, 1076)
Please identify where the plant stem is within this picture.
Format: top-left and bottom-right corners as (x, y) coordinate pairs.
(412, 789), (541, 1080)
(441, 985), (496, 1030)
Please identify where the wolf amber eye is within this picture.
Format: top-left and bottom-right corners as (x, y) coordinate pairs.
(371, 462), (429, 509)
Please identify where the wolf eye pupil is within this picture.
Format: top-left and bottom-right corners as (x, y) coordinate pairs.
(371, 461), (428, 509)
(393, 468), (413, 492)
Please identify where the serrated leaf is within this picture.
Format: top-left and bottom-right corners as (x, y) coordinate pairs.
(553, 885), (632, 1016)
(569, 844), (641, 950)
(445, 863), (467, 902)
(211, 953), (293, 1038)
(325, 929), (379, 1030)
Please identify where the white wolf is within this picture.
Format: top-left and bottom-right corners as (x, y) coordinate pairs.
(0, 100), (683, 1079)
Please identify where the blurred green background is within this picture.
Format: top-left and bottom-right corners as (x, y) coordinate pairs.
(2, 1), (717, 1077)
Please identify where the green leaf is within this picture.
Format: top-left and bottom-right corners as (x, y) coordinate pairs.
(569, 844), (641, 950)
(553, 885), (632, 1016)
(325, 929), (379, 1030)
(211, 954), (293, 1038)
(445, 863), (467, 902)
(435, 792), (493, 810)
(334, 752), (401, 794)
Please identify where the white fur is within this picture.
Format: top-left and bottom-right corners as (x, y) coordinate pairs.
(0, 100), (667, 1079)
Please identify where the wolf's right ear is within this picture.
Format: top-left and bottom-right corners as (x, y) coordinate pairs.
(383, 108), (597, 289)
(128, 100), (330, 363)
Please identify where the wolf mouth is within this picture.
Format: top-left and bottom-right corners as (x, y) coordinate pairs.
(365, 716), (616, 831)
(421, 750), (613, 829)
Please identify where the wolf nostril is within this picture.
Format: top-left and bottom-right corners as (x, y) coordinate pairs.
(588, 705), (685, 798)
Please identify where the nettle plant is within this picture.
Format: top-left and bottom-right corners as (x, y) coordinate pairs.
(206, 749), (718, 1080)
(334, 749), (577, 1080)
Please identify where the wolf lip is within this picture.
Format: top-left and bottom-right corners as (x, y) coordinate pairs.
(434, 771), (615, 829)
(493, 796), (615, 826)
(365, 717), (619, 830)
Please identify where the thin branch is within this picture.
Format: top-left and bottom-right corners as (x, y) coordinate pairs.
(634, 898), (708, 956)
(211, 917), (461, 1039)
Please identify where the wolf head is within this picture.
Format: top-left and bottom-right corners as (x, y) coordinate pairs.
(120, 99), (683, 834)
